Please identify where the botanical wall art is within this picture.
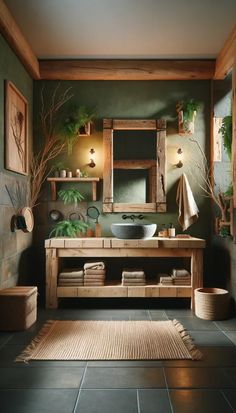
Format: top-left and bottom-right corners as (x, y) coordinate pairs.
(5, 81), (28, 175)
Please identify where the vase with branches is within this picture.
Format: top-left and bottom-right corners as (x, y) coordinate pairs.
(189, 138), (232, 236)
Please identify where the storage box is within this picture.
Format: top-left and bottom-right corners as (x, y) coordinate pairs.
(0, 286), (37, 331)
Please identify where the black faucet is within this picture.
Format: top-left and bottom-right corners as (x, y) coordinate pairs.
(122, 214), (144, 222)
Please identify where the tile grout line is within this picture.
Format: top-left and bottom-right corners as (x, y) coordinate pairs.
(220, 389), (236, 413)
(136, 389), (141, 413)
(163, 367), (174, 413)
(72, 362), (88, 413)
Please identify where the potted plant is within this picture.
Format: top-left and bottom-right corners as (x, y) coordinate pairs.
(62, 105), (95, 155)
(176, 99), (201, 134)
(49, 219), (88, 238)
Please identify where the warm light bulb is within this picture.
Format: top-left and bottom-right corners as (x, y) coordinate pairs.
(89, 148), (96, 167)
(176, 148), (183, 168)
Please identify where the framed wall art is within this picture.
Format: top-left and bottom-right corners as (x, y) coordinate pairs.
(5, 80), (28, 175)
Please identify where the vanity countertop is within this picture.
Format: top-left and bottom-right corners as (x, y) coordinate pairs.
(45, 237), (205, 249)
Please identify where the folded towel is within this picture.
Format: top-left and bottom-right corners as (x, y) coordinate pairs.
(59, 269), (84, 278)
(172, 268), (190, 277)
(122, 281), (146, 286)
(122, 273), (145, 279)
(84, 276), (106, 281)
(84, 262), (105, 270)
(84, 269), (106, 276)
(58, 280), (84, 287)
(176, 173), (199, 231)
(122, 277), (145, 282)
(122, 269), (145, 277)
(84, 282), (105, 286)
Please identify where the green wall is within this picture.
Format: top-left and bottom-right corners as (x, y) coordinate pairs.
(0, 33), (33, 288)
(33, 80), (211, 241)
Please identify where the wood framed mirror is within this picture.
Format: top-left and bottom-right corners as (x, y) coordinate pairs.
(103, 118), (166, 213)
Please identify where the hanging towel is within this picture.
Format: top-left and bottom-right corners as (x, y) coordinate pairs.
(176, 173), (199, 231)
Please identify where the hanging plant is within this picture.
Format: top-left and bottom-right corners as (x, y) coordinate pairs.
(218, 115), (232, 160)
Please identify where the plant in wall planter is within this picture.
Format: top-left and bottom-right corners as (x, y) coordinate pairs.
(176, 99), (201, 134)
(58, 188), (84, 208)
(61, 105), (96, 155)
(50, 187), (89, 237)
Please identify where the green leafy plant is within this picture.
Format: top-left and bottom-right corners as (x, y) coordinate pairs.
(62, 105), (95, 155)
(219, 115), (232, 160)
(180, 99), (201, 122)
(219, 226), (230, 238)
(58, 188), (84, 207)
(49, 220), (88, 238)
(80, 170), (89, 178)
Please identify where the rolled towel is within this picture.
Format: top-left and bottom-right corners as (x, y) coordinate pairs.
(84, 269), (106, 276)
(84, 262), (105, 270)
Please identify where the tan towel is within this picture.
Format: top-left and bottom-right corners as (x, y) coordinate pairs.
(122, 269), (145, 278)
(176, 173), (199, 231)
(84, 269), (106, 276)
(172, 268), (190, 277)
(84, 262), (105, 270)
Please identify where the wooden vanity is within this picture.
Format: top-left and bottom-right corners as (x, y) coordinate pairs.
(45, 237), (205, 309)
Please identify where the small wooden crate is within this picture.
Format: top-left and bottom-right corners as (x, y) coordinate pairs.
(0, 286), (37, 331)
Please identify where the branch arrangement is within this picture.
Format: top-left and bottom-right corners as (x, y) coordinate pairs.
(29, 85), (73, 207)
(189, 138), (228, 222)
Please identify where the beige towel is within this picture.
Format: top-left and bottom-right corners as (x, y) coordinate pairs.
(172, 268), (190, 277)
(176, 173), (199, 231)
(84, 262), (105, 270)
(84, 269), (106, 276)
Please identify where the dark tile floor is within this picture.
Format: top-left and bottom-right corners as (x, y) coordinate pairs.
(0, 307), (236, 413)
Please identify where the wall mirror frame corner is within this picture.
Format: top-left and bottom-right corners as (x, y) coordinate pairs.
(102, 118), (166, 213)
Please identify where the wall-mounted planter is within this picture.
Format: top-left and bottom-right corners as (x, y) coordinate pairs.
(79, 121), (91, 136)
(177, 110), (196, 134)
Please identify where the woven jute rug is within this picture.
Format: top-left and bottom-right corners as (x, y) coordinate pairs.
(16, 319), (202, 362)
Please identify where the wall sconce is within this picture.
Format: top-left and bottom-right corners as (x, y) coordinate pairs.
(176, 148), (183, 168)
(88, 148), (96, 168)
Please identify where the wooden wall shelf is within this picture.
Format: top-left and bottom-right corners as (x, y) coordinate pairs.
(47, 177), (100, 201)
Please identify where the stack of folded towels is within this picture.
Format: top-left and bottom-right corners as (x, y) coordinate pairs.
(58, 268), (84, 286)
(121, 268), (146, 286)
(171, 268), (191, 285)
(159, 273), (173, 285)
(84, 261), (106, 286)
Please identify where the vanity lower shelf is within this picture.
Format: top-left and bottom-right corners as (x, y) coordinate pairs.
(45, 237), (205, 309)
(57, 283), (192, 298)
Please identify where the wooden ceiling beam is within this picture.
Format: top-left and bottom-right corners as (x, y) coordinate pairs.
(39, 59), (215, 81)
(214, 25), (236, 79)
(0, 0), (40, 79)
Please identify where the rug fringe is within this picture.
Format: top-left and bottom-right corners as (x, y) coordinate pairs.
(172, 319), (202, 360)
(15, 320), (56, 363)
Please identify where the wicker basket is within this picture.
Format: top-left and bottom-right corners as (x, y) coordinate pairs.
(194, 288), (229, 320)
